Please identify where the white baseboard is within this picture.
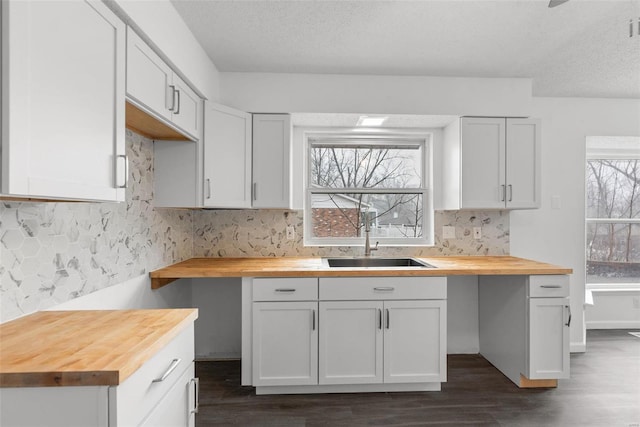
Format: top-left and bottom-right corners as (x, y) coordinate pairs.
(586, 320), (640, 330)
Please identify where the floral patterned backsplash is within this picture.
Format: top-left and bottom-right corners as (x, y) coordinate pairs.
(1, 130), (509, 322)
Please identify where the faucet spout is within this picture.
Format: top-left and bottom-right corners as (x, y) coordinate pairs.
(364, 221), (379, 257)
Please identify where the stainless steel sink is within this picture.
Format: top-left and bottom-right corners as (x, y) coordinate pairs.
(322, 257), (436, 268)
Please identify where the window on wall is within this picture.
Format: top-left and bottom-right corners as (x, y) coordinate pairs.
(586, 136), (640, 289)
(305, 133), (432, 246)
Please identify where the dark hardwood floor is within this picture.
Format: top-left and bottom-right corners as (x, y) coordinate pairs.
(195, 330), (640, 426)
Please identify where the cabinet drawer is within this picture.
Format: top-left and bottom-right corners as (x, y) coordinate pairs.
(528, 275), (569, 298)
(253, 278), (318, 301)
(110, 323), (195, 426)
(319, 277), (446, 300)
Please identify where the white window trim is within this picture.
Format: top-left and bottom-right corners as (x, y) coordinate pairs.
(303, 130), (434, 247)
(585, 136), (640, 289)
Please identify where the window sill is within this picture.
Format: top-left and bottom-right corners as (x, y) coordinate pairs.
(586, 283), (640, 293)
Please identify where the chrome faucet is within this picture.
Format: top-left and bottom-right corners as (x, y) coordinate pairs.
(364, 220), (379, 257)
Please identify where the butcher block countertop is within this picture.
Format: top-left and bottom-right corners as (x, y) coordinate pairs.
(149, 256), (572, 289)
(0, 309), (198, 388)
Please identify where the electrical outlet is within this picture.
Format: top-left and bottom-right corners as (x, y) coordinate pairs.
(473, 227), (482, 239)
(286, 225), (295, 240)
(442, 226), (456, 239)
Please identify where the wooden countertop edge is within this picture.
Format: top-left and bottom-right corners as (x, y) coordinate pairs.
(0, 309), (199, 388)
(149, 257), (573, 289)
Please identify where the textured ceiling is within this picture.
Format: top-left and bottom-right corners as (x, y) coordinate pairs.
(172, 0), (640, 99)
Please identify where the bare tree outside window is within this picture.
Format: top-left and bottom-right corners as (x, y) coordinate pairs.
(306, 137), (430, 245)
(586, 156), (640, 284)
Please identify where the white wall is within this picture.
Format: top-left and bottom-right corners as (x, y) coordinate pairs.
(191, 278), (243, 360)
(49, 275), (192, 311)
(110, 0), (220, 101)
(510, 97), (640, 350)
(447, 276), (480, 354)
(220, 73), (532, 116)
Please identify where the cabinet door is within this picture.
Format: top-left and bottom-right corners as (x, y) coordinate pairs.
(319, 301), (383, 385)
(126, 28), (173, 124)
(170, 74), (201, 140)
(383, 300), (447, 384)
(2, 0), (126, 201)
(252, 302), (318, 386)
(527, 297), (570, 380)
(139, 363), (197, 427)
(252, 114), (291, 208)
(460, 117), (506, 209)
(203, 102), (252, 208)
(506, 118), (541, 209)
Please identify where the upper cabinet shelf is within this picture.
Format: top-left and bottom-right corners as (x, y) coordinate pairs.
(125, 28), (201, 142)
(443, 117), (541, 210)
(1, 0), (127, 202)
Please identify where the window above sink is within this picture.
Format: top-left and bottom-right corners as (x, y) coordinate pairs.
(303, 131), (434, 247)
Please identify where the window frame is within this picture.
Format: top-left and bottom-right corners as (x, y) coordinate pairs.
(303, 130), (433, 247)
(585, 136), (640, 291)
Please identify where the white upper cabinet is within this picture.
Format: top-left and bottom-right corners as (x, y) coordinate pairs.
(252, 114), (292, 209)
(443, 117), (541, 210)
(460, 118), (507, 209)
(126, 27), (173, 124)
(203, 102), (252, 208)
(170, 74), (200, 139)
(505, 118), (542, 209)
(126, 28), (200, 141)
(1, 0), (126, 202)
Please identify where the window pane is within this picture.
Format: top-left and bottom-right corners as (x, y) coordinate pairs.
(310, 192), (423, 239)
(586, 160), (640, 219)
(586, 223), (640, 283)
(310, 145), (422, 189)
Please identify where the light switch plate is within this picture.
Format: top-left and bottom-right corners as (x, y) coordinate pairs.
(442, 226), (456, 239)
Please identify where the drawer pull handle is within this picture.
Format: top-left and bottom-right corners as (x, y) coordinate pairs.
(152, 358), (181, 383)
(190, 377), (200, 414)
(275, 288), (296, 293)
(373, 287), (395, 292)
(541, 285), (562, 289)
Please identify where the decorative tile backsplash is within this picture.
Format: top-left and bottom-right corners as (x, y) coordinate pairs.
(193, 209), (509, 258)
(0, 131), (193, 322)
(1, 129), (509, 322)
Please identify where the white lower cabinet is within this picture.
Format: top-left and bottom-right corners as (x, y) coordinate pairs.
(250, 276), (447, 394)
(319, 299), (446, 386)
(0, 324), (198, 427)
(383, 300), (446, 384)
(139, 363), (198, 427)
(252, 301), (318, 386)
(319, 301), (383, 385)
(527, 297), (570, 380)
(478, 275), (570, 387)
